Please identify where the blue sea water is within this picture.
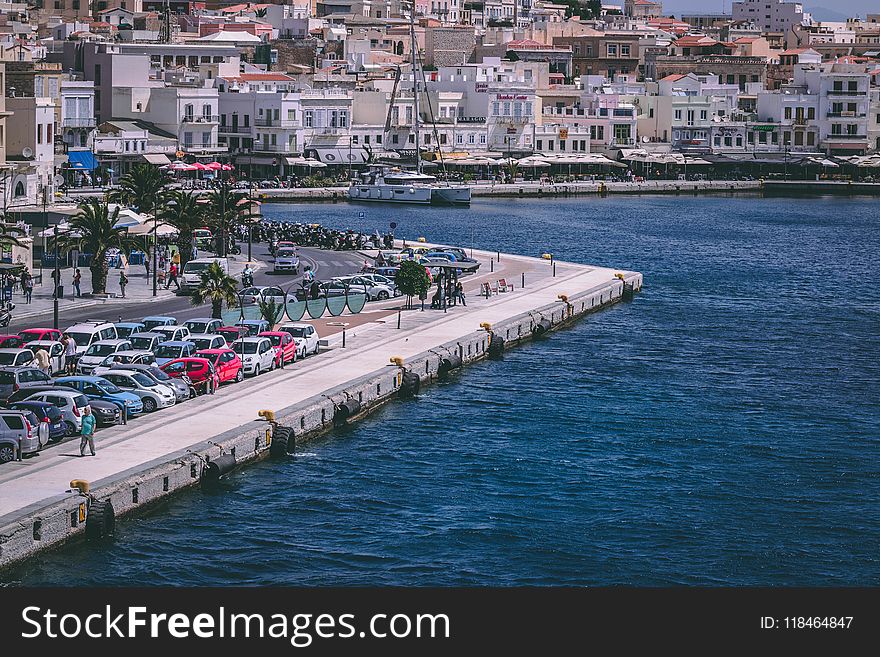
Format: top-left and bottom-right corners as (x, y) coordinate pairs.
(6, 195), (880, 586)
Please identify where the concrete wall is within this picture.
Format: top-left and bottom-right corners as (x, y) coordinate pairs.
(0, 270), (643, 571)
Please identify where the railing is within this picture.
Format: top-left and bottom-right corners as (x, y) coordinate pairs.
(219, 125), (252, 134)
(495, 115), (530, 124)
(254, 118), (301, 128)
(183, 143), (225, 150)
(826, 112), (865, 118)
(827, 90), (865, 96)
(182, 114), (220, 123)
(825, 133), (867, 139)
(62, 117), (96, 128)
(249, 143), (298, 153)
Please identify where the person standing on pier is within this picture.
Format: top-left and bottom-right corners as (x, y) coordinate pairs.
(79, 407), (96, 457)
(118, 270), (128, 298)
(73, 269), (82, 297)
(455, 281), (467, 307)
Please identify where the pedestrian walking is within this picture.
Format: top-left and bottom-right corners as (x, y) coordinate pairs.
(34, 347), (51, 376)
(119, 270), (128, 298)
(166, 263), (180, 290)
(62, 335), (77, 374)
(79, 407), (96, 457)
(23, 273), (33, 304)
(73, 269), (82, 297)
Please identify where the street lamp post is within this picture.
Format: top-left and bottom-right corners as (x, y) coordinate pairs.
(152, 215), (158, 297)
(52, 222), (59, 330)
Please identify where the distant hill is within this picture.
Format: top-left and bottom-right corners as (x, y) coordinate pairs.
(662, 1), (873, 19)
(806, 6), (852, 22)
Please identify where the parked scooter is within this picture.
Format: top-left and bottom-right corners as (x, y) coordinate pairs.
(0, 301), (14, 327)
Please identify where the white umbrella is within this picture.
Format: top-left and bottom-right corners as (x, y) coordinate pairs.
(516, 157), (551, 168)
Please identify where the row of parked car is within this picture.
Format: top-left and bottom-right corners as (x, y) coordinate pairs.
(0, 316), (322, 465)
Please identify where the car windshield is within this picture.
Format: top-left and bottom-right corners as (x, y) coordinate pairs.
(129, 337), (154, 350)
(191, 338), (212, 350)
(131, 372), (155, 387)
(148, 367), (171, 381)
(234, 342), (258, 354)
(66, 332), (92, 345)
(155, 345), (181, 358)
(277, 249), (296, 257)
(19, 331), (43, 341)
(186, 322), (210, 334)
(96, 381), (121, 394)
(0, 353), (21, 365)
(74, 394), (89, 407)
(0, 371), (14, 384)
(284, 327), (308, 338)
(183, 262), (211, 273)
(142, 320), (169, 331)
(266, 335), (281, 346)
(86, 344), (117, 356)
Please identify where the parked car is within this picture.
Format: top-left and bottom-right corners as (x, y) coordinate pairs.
(235, 319), (270, 337)
(0, 366), (53, 403)
(154, 340), (197, 366)
(231, 337), (275, 376)
(93, 350), (157, 376)
(141, 316), (177, 331)
(99, 370), (176, 412)
(182, 258), (229, 290)
(0, 409), (43, 463)
(240, 286), (285, 305)
(160, 357), (218, 396)
(278, 323), (320, 358)
(110, 363), (190, 402)
(274, 247), (299, 274)
(129, 332), (165, 352)
(183, 318), (223, 335)
(217, 325), (249, 345)
(357, 273), (398, 290)
(435, 246), (478, 264)
(24, 340), (67, 374)
(189, 334), (228, 352)
(8, 401), (67, 442)
(333, 275), (395, 300)
(195, 348), (244, 384)
(114, 321), (146, 338)
(84, 397), (123, 426)
(152, 325), (191, 343)
(258, 331), (297, 366)
(19, 328), (63, 344)
(372, 266), (400, 280)
(23, 390), (91, 435)
(64, 321), (118, 354)
(0, 334), (24, 349)
(54, 376), (144, 415)
(77, 339), (134, 375)
(0, 348), (35, 368)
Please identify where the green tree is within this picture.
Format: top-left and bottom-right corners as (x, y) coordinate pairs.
(395, 259), (430, 308)
(257, 296), (284, 327)
(160, 190), (204, 269)
(0, 217), (25, 252)
(109, 163), (169, 216)
(190, 261), (239, 319)
(206, 185), (256, 256)
(57, 199), (144, 295)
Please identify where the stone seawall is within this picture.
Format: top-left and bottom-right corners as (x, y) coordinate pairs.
(0, 272), (642, 571)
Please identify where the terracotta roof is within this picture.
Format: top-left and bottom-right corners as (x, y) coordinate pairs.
(660, 73), (687, 81)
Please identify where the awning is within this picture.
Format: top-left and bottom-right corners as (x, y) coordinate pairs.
(143, 153), (171, 165)
(67, 151), (98, 171)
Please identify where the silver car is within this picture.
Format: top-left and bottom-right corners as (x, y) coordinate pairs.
(0, 409), (45, 463)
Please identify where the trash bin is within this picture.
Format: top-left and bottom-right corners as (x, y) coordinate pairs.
(56, 285), (64, 299)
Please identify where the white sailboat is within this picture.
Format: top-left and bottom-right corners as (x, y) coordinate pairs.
(348, 2), (471, 206)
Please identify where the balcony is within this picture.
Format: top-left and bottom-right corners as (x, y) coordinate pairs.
(182, 114), (220, 123)
(182, 143), (227, 153)
(827, 90), (865, 97)
(219, 124), (253, 134)
(826, 112), (866, 118)
(62, 117), (96, 128)
(254, 118), (301, 128)
(249, 143), (298, 153)
(826, 133), (867, 139)
(494, 115), (530, 124)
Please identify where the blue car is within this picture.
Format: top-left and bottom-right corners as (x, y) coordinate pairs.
(8, 400), (68, 441)
(142, 316), (177, 332)
(54, 376), (144, 415)
(153, 340), (197, 366)
(114, 322), (146, 339)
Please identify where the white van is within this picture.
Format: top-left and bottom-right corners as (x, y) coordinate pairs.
(182, 258), (230, 290)
(64, 321), (118, 354)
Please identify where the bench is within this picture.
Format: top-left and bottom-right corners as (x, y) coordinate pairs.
(497, 278), (514, 292)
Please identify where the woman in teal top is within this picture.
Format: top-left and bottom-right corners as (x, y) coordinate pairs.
(80, 407), (97, 457)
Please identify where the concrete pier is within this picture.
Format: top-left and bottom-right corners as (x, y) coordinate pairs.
(0, 246), (642, 570)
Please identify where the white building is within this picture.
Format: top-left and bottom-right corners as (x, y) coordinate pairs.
(60, 80), (96, 153)
(732, 0), (811, 34)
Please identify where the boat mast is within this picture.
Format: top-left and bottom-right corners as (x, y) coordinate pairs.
(409, 2), (421, 175)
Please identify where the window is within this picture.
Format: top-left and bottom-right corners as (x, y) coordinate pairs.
(735, 136), (742, 147)
(831, 124), (842, 135)
(724, 136), (732, 146)
(607, 44), (617, 56)
(784, 107), (792, 119)
(794, 131), (803, 146)
(674, 109), (682, 121)
(37, 124), (43, 144)
(479, 134), (486, 144)
(392, 134), (399, 144)
(455, 134), (463, 144)
(304, 111), (313, 128)
(467, 134), (475, 144)
(536, 139), (542, 150)
(783, 131), (791, 145)
(700, 110), (707, 120)
(807, 132), (815, 146)
(808, 107), (815, 120)
(621, 44), (630, 56)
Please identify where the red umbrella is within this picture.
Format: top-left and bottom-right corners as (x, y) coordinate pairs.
(191, 162), (210, 171)
(221, 163), (235, 170)
(204, 161), (222, 170)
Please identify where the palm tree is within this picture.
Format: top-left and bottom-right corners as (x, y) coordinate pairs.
(257, 296), (284, 327)
(159, 190), (204, 269)
(190, 261), (239, 319)
(0, 216), (25, 252)
(57, 199), (144, 295)
(109, 163), (169, 215)
(206, 185), (256, 256)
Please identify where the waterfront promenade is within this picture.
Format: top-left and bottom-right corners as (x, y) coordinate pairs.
(0, 245), (641, 568)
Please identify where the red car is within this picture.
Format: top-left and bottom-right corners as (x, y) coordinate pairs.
(160, 357), (219, 395)
(195, 348), (244, 384)
(19, 328), (62, 343)
(0, 334), (24, 349)
(258, 331), (297, 366)
(217, 325), (249, 346)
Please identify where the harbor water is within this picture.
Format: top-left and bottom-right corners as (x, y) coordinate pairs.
(5, 195), (879, 586)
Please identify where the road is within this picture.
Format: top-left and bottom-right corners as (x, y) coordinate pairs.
(6, 244), (366, 332)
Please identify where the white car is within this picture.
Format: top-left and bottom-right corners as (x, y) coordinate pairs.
(279, 323), (320, 358)
(64, 321), (118, 354)
(24, 390), (91, 434)
(274, 247), (299, 273)
(189, 334), (228, 352)
(332, 276), (395, 301)
(128, 332), (165, 352)
(76, 339), (133, 375)
(24, 340), (67, 374)
(100, 370), (177, 413)
(0, 348), (35, 368)
(93, 350), (157, 376)
(231, 337), (276, 376)
(152, 325), (191, 343)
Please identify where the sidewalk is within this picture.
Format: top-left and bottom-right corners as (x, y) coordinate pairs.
(10, 256), (257, 322)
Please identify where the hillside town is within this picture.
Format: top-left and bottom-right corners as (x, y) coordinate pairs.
(0, 0), (876, 210)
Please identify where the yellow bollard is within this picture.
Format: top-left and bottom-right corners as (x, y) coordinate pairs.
(541, 253), (552, 260)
